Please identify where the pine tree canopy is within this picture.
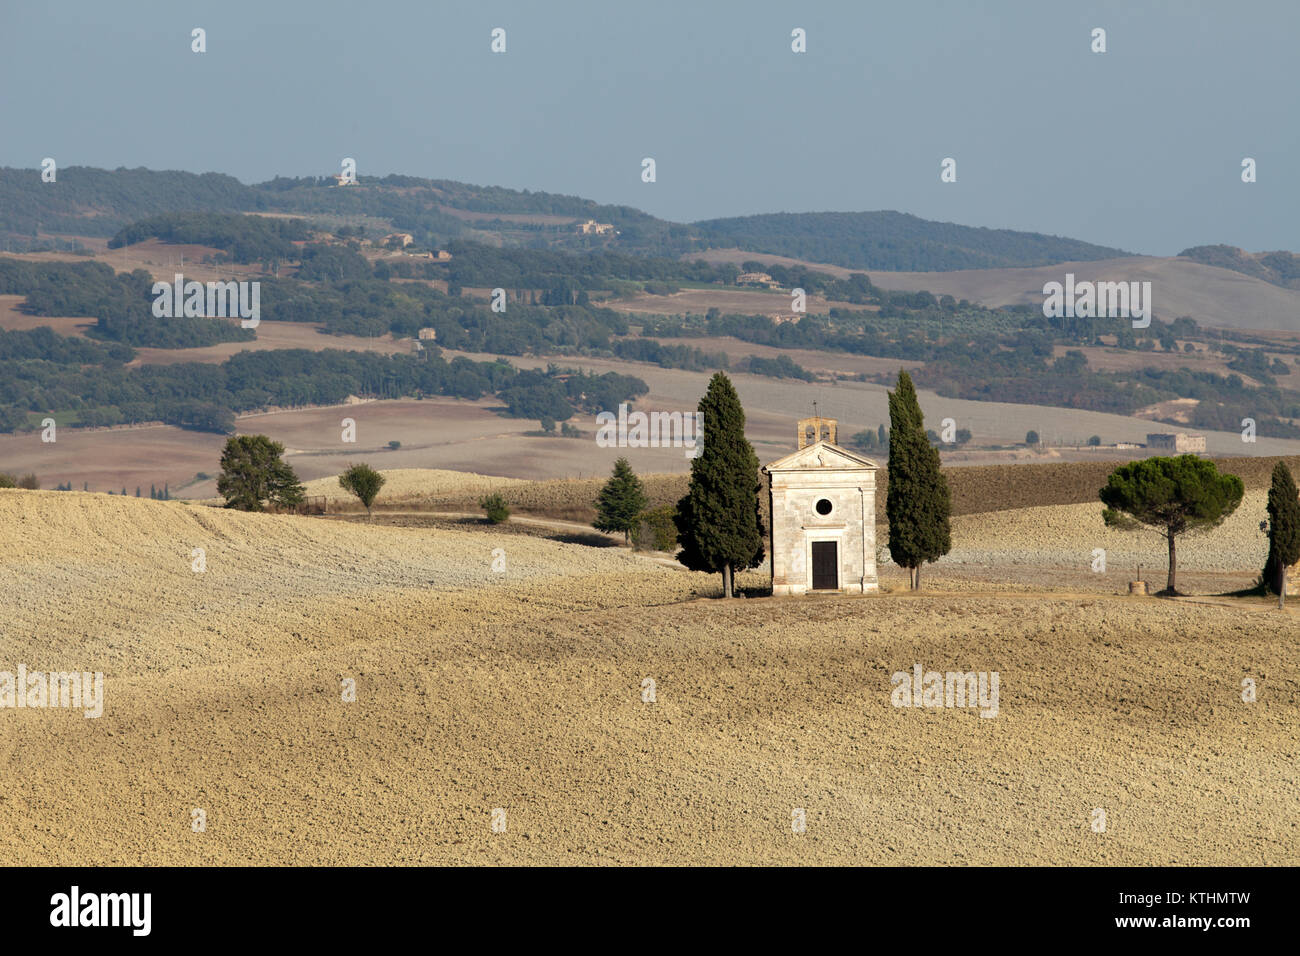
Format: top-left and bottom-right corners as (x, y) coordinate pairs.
(594, 457), (648, 538)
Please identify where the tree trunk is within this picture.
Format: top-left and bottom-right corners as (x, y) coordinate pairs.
(1281, 565), (1287, 610)
(723, 562), (733, 598)
(1166, 529), (1177, 593)
(916, 564), (922, 591)
(907, 566), (918, 590)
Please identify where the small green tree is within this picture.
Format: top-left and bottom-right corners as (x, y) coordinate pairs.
(1263, 461), (1300, 606)
(480, 493), (510, 523)
(1100, 455), (1244, 595)
(887, 370), (952, 589)
(594, 457), (649, 543)
(674, 372), (764, 598)
(0, 473), (16, 489)
(1025, 430), (1040, 446)
(18, 473), (40, 490)
(631, 504), (679, 552)
(338, 463), (386, 520)
(216, 435), (305, 512)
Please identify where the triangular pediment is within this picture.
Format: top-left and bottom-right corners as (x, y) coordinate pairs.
(764, 441), (879, 473)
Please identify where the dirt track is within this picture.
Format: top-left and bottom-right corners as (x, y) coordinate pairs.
(0, 489), (1295, 865)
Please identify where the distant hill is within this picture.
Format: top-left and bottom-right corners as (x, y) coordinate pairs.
(0, 166), (679, 254)
(1178, 245), (1300, 289)
(0, 167), (267, 239)
(691, 210), (1132, 272)
(5, 166), (1135, 272)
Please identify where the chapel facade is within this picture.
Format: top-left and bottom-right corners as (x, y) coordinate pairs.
(762, 417), (880, 596)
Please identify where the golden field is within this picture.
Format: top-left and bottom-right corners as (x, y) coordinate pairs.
(0, 476), (1296, 866)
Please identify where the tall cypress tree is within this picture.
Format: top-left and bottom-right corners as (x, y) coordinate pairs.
(1263, 461), (1300, 606)
(594, 457), (648, 543)
(886, 370), (951, 589)
(674, 372), (764, 598)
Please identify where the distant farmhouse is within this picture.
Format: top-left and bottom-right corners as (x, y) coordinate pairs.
(417, 327), (437, 341)
(577, 219), (615, 236)
(736, 271), (777, 288)
(1146, 432), (1207, 453)
(762, 417), (880, 596)
(385, 232), (414, 247)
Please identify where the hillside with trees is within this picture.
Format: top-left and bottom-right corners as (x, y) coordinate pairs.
(692, 210), (1132, 271)
(1177, 245), (1300, 289)
(108, 212), (312, 264)
(3, 166), (1133, 271)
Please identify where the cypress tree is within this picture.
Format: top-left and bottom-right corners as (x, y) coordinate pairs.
(674, 372), (765, 598)
(886, 370), (951, 589)
(594, 457), (648, 543)
(1263, 461), (1300, 606)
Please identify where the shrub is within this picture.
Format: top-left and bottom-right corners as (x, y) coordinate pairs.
(631, 504), (679, 552)
(17, 473), (40, 490)
(480, 493), (511, 523)
(387, 440), (401, 450)
(0, 473), (16, 488)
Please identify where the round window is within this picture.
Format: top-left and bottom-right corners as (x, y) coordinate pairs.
(815, 498), (833, 516)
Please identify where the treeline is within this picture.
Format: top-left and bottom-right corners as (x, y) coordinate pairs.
(0, 326), (133, 364)
(611, 338), (728, 371)
(0, 259), (254, 348)
(498, 367), (649, 420)
(739, 354), (816, 380)
(258, 274), (631, 351)
(438, 240), (729, 288)
(0, 343), (648, 435)
(108, 212), (311, 263)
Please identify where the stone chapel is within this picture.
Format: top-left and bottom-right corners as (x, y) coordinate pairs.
(761, 417), (879, 596)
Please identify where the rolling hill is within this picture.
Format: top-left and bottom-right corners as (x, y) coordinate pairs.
(3, 166), (1136, 271)
(692, 210), (1132, 272)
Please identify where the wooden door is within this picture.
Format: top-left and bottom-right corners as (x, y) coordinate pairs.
(811, 541), (838, 590)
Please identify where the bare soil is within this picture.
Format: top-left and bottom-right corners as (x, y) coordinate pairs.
(0, 488), (1294, 865)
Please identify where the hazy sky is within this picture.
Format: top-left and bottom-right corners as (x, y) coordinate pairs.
(2, 0), (1295, 255)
